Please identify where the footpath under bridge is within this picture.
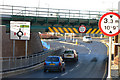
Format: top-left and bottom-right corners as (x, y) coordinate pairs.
(0, 5), (107, 33)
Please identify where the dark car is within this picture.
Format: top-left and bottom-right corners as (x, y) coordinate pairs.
(44, 56), (65, 72)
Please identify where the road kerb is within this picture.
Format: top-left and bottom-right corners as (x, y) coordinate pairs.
(100, 40), (109, 80)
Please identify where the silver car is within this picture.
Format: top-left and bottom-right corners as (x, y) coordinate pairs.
(83, 36), (92, 43)
(63, 49), (78, 62)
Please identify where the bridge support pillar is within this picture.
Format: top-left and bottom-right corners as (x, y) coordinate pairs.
(0, 25), (4, 78)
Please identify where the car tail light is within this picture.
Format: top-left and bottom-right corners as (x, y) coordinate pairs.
(74, 54), (75, 58)
(44, 62), (46, 65)
(59, 62), (61, 66)
(63, 54), (64, 58)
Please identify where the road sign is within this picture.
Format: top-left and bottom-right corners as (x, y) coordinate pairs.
(78, 25), (86, 33)
(10, 21), (30, 40)
(99, 12), (120, 37)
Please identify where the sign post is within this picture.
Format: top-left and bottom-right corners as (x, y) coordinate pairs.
(73, 33), (74, 42)
(25, 40), (28, 58)
(13, 40), (15, 58)
(99, 12), (120, 79)
(10, 21), (30, 58)
(108, 37), (112, 78)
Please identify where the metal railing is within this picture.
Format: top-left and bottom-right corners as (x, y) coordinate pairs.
(0, 5), (109, 19)
(1, 46), (64, 72)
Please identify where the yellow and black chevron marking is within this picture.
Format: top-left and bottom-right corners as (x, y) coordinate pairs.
(48, 27), (102, 34)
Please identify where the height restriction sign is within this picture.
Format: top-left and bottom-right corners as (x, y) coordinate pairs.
(78, 25), (86, 33)
(99, 12), (120, 36)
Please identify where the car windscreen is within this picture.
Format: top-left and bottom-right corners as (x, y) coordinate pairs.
(86, 37), (91, 39)
(64, 51), (74, 54)
(46, 57), (59, 62)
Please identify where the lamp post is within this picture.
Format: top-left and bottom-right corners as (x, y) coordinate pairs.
(38, 0), (40, 8)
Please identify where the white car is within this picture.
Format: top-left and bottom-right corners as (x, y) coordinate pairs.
(83, 36), (92, 43)
(62, 49), (78, 62)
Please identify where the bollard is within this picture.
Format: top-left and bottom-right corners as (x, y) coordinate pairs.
(100, 34), (102, 39)
(76, 39), (78, 45)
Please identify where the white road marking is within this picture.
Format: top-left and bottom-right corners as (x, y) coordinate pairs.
(61, 72), (68, 76)
(102, 62), (108, 80)
(76, 64), (79, 68)
(51, 40), (92, 55)
(58, 41), (77, 45)
(49, 77), (58, 80)
(86, 47), (91, 54)
(69, 68), (74, 72)
(80, 45), (85, 47)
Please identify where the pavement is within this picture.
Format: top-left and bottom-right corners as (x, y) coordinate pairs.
(99, 38), (119, 78)
(8, 37), (108, 79)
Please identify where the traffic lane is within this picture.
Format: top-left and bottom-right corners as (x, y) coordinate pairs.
(59, 59), (106, 78)
(46, 41), (89, 54)
(49, 41), (107, 78)
(46, 40), (107, 78)
(10, 40), (107, 78)
(10, 41), (88, 78)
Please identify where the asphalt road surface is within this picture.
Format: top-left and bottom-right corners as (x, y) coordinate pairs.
(9, 38), (107, 79)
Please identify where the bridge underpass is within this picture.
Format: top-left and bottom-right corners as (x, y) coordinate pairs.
(0, 5), (109, 79)
(0, 5), (107, 33)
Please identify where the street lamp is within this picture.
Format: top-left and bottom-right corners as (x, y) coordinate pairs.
(45, 3), (50, 16)
(38, 0), (40, 8)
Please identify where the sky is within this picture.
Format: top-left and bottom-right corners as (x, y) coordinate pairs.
(0, 0), (120, 11)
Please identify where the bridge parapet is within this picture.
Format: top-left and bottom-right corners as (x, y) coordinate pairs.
(0, 5), (107, 19)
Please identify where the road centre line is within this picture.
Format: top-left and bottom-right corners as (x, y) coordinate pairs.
(58, 41), (77, 45)
(76, 64), (79, 68)
(57, 41), (92, 54)
(49, 76), (58, 80)
(86, 47), (91, 54)
(61, 72), (68, 76)
(80, 45), (91, 54)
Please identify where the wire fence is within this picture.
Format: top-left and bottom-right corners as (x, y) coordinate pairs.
(1, 46), (64, 72)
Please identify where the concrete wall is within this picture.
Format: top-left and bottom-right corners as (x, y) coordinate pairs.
(1, 26), (43, 57)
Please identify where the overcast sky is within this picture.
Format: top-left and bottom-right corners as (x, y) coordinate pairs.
(0, 0), (120, 11)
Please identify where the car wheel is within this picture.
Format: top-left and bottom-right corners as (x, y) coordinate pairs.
(75, 57), (78, 62)
(44, 69), (47, 72)
(76, 58), (78, 61)
(59, 68), (62, 72)
(63, 67), (65, 72)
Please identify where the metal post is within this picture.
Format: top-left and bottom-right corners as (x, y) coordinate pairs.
(100, 34), (103, 39)
(65, 33), (66, 41)
(13, 40), (15, 58)
(70, 33), (72, 40)
(9, 58), (11, 69)
(25, 40), (28, 59)
(73, 33), (74, 42)
(12, 6), (13, 15)
(107, 37), (112, 79)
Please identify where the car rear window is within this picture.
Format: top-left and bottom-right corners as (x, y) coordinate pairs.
(86, 37), (91, 39)
(46, 57), (59, 62)
(64, 51), (74, 54)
